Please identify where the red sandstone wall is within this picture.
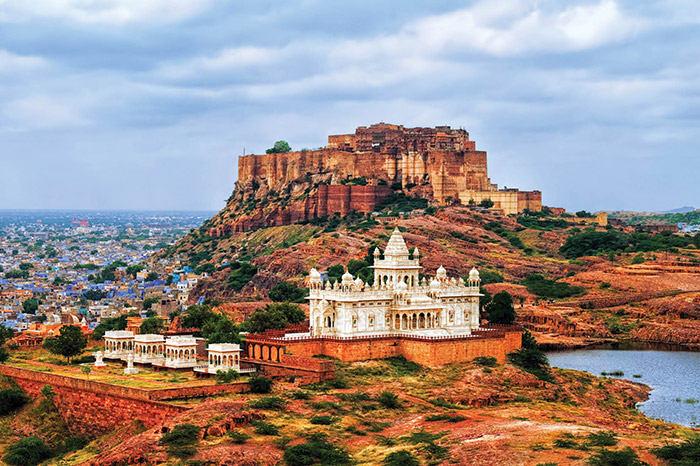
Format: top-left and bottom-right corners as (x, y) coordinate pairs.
(0, 366), (251, 436)
(276, 330), (523, 368)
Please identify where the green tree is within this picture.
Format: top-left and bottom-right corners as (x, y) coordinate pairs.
(3, 436), (52, 466)
(265, 140), (292, 154)
(268, 281), (308, 303)
(478, 199), (494, 208)
(146, 272), (159, 282)
(180, 304), (220, 329)
(244, 303), (306, 334)
(142, 296), (161, 310)
(18, 263), (33, 271)
(227, 262), (257, 291)
(0, 388), (29, 415)
(22, 299), (39, 314)
(83, 289), (107, 301)
(140, 317), (165, 334)
(485, 291), (516, 324)
(125, 264), (145, 278)
(81, 365), (91, 380)
(202, 317), (240, 344)
(44, 325), (87, 363)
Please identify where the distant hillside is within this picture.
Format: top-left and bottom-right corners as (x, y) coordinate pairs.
(658, 206), (696, 214)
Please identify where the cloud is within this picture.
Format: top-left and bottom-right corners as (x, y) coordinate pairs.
(2, 95), (90, 130)
(334, 0), (643, 61)
(0, 0), (216, 25)
(0, 49), (47, 72)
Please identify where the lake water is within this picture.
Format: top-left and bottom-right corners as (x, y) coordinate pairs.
(547, 343), (700, 427)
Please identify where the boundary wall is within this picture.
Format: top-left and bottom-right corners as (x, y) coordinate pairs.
(0, 365), (248, 436)
(245, 326), (522, 368)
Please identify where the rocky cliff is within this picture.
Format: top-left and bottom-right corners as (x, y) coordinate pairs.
(205, 123), (541, 236)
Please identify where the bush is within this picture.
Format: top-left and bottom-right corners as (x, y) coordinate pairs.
(216, 369), (239, 384)
(485, 291), (516, 324)
(3, 436), (52, 466)
(283, 433), (351, 466)
(252, 420), (279, 435)
(54, 435), (89, 456)
(228, 431), (251, 444)
(377, 391), (401, 409)
(653, 436), (700, 465)
(631, 253), (645, 265)
(0, 388), (30, 415)
(522, 274), (586, 299)
(160, 424), (200, 458)
(586, 431), (618, 447)
(477, 270), (504, 284)
(384, 356), (423, 376)
(249, 376), (273, 394)
(472, 356), (498, 367)
(268, 281), (308, 303)
(425, 413), (466, 423)
(227, 262), (257, 291)
(383, 450), (419, 466)
(310, 415), (334, 425)
(586, 447), (648, 466)
(289, 390), (311, 400)
(248, 396), (286, 410)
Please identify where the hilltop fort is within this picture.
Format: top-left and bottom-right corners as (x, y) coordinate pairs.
(209, 123), (541, 235)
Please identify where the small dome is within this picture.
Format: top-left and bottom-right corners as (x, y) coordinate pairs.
(430, 278), (441, 290)
(309, 268), (321, 280)
(413, 247), (420, 258)
(436, 265), (447, 279)
(469, 268), (480, 281)
(354, 277), (364, 286)
(374, 247), (381, 256)
(396, 280), (408, 292)
(341, 271), (354, 284)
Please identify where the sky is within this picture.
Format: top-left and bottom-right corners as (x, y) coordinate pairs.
(0, 0), (698, 213)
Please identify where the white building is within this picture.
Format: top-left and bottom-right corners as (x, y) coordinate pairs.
(103, 330), (135, 360)
(308, 228), (481, 337)
(133, 334), (165, 365)
(164, 335), (198, 369)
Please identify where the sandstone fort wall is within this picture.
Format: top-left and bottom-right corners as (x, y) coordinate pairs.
(0, 365), (249, 436)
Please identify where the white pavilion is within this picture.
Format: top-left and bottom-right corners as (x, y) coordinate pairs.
(308, 228), (482, 337)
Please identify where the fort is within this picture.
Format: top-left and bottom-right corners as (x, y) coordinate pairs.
(209, 123), (541, 234)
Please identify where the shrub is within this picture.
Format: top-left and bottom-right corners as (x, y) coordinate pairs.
(599, 282), (612, 289)
(384, 356), (422, 376)
(249, 376), (273, 394)
(216, 369), (239, 384)
(653, 436), (700, 465)
(383, 450), (419, 466)
(289, 390), (311, 400)
(252, 420), (279, 435)
(0, 388), (30, 415)
(586, 447), (648, 466)
(472, 356), (498, 367)
(228, 431), (251, 444)
(425, 413), (466, 422)
(283, 433), (351, 466)
(248, 396), (286, 410)
(586, 431), (617, 447)
(3, 436), (52, 466)
(477, 270), (504, 284)
(268, 281), (308, 303)
(160, 423), (200, 458)
(522, 274), (585, 299)
(54, 435), (89, 456)
(485, 291), (516, 324)
(631, 254), (645, 264)
(310, 415), (334, 425)
(377, 391), (401, 409)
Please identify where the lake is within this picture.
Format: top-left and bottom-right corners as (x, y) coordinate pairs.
(547, 343), (700, 427)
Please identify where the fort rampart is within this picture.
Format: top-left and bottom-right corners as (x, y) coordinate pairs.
(0, 365), (248, 436)
(245, 326), (522, 368)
